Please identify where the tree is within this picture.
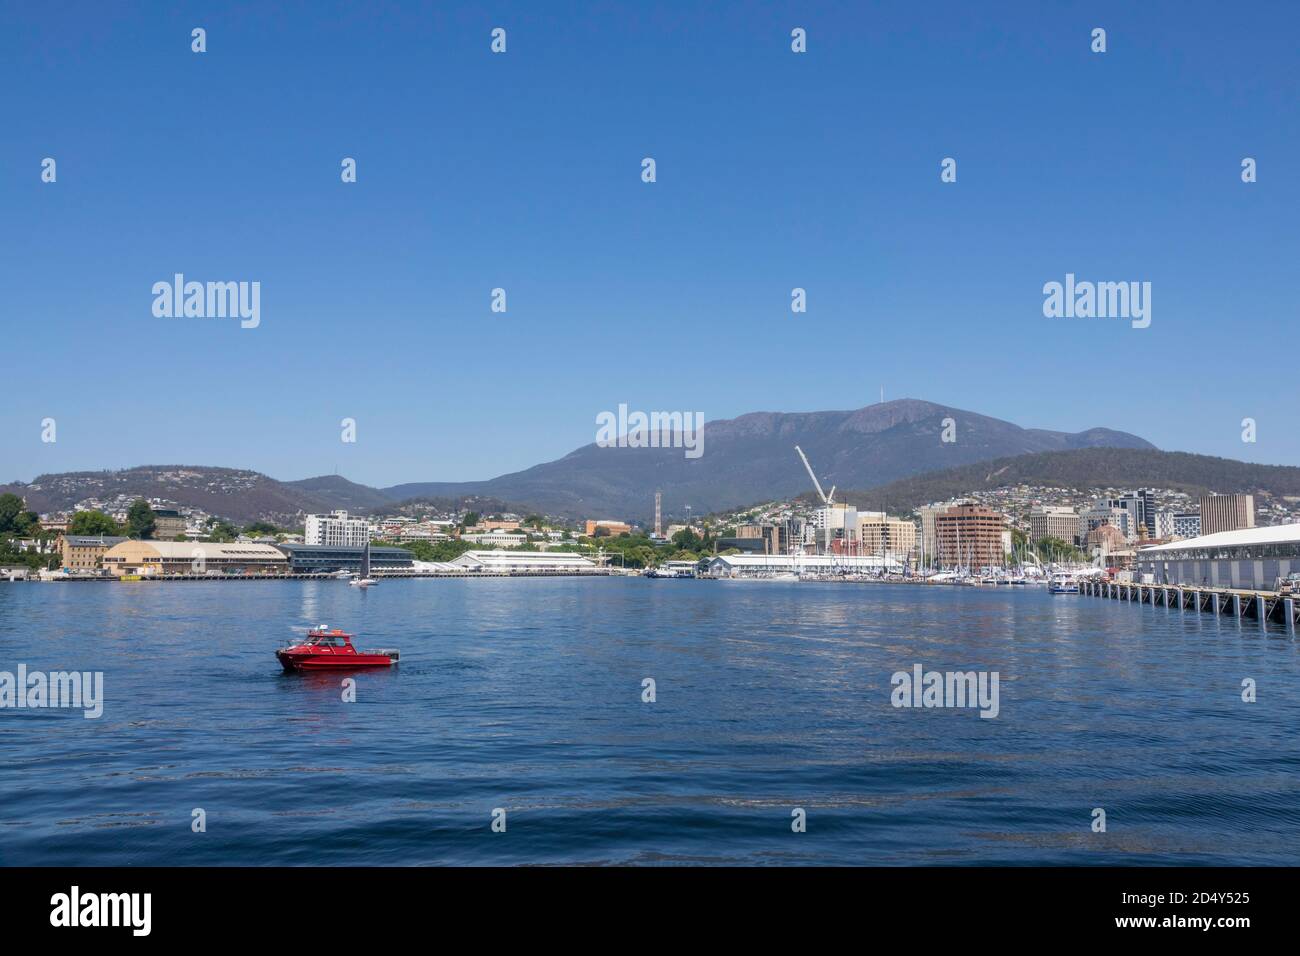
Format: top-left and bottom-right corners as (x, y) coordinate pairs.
(126, 500), (157, 539)
(203, 518), (238, 542)
(0, 493), (26, 534)
(68, 510), (122, 536)
(243, 521), (280, 537)
(460, 511), (480, 529)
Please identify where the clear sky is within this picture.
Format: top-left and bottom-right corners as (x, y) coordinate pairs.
(4, 1), (1297, 487)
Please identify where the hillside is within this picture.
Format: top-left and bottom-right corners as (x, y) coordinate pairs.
(832, 448), (1300, 515)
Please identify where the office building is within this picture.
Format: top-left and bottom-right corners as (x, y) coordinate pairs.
(857, 513), (917, 559)
(1199, 494), (1255, 536)
(305, 510), (371, 547)
(935, 505), (1007, 568)
(1028, 506), (1079, 545)
(1172, 512), (1201, 539)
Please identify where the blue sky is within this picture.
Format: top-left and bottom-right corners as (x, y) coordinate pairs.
(3, 1), (1297, 487)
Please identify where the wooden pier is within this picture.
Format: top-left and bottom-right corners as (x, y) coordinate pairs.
(1080, 579), (1298, 632)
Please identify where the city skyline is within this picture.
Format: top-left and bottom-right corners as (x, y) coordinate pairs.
(5, 1), (1298, 487)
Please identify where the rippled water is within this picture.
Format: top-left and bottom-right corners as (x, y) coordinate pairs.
(2, 578), (1298, 865)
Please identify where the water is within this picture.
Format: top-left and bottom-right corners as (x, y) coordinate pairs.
(2, 578), (1298, 866)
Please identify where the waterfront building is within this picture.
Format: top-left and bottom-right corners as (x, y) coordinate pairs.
(276, 543), (413, 574)
(916, 505), (945, 566)
(102, 541), (289, 576)
(1172, 512), (1201, 539)
(1199, 493), (1255, 536)
(703, 553), (903, 578)
(934, 505), (1007, 568)
(59, 534), (127, 571)
(305, 510), (370, 547)
(810, 503), (858, 553)
(857, 513), (917, 559)
(152, 508), (187, 540)
(1135, 522), (1300, 590)
(731, 522), (792, 555)
(450, 550), (600, 573)
(585, 520), (632, 537)
(1028, 506), (1079, 545)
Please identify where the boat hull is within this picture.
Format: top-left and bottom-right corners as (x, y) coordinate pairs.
(276, 649), (397, 672)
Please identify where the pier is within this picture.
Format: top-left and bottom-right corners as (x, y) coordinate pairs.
(1080, 579), (1298, 632)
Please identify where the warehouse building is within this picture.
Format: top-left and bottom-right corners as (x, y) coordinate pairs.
(102, 541), (289, 576)
(60, 534), (128, 571)
(276, 543), (413, 574)
(1135, 523), (1300, 590)
(450, 550), (601, 573)
(703, 554), (903, 578)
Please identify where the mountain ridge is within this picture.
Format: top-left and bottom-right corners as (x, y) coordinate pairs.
(1, 400), (1157, 522)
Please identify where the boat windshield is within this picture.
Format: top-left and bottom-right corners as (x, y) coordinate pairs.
(306, 634), (347, 646)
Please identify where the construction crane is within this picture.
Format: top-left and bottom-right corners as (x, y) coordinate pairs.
(794, 445), (835, 505)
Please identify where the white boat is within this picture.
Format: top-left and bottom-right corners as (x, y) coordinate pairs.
(1048, 572), (1080, 594)
(350, 542), (377, 588)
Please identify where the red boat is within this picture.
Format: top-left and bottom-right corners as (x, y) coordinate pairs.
(276, 625), (400, 672)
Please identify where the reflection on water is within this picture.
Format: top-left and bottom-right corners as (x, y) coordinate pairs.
(1, 578), (1298, 865)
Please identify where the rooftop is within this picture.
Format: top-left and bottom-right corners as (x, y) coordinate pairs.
(1139, 522), (1300, 553)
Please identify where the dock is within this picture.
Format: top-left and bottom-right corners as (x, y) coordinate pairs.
(1080, 579), (1298, 632)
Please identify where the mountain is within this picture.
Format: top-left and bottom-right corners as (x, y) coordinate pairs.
(0, 466), (542, 526)
(0, 466), (335, 526)
(379, 399), (1155, 518)
(281, 475), (397, 512)
(834, 448), (1300, 516)
(0, 401), (1159, 524)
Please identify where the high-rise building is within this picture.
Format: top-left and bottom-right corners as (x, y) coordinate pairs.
(935, 505), (1006, 569)
(857, 513), (917, 559)
(305, 510), (370, 547)
(1171, 512), (1201, 539)
(916, 505), (945, 567)
(1199, 494), (1255, 536)
(1028, 506), (1079, 545)
(811, 503), (858, 553)
(1106, 493), (1153, 542)
(1080, 504), (1130, 542)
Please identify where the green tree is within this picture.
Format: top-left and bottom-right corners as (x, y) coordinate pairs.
(0, 493), (28, 534)
(126, 500), (157, 539)
(68, 510), (122, 536)
(203, 518), (238, 542)
(460, 511), (480, 529)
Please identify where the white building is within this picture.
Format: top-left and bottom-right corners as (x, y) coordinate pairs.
(305, 510), (370, 547)
(460, 531), (527, 548)
(450, 550), (601, 574)
(704, 553), (902, 578)
(1172, 512), (1201, 539)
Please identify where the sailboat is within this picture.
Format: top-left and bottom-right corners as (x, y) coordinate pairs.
(350, 541), (377, 588)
